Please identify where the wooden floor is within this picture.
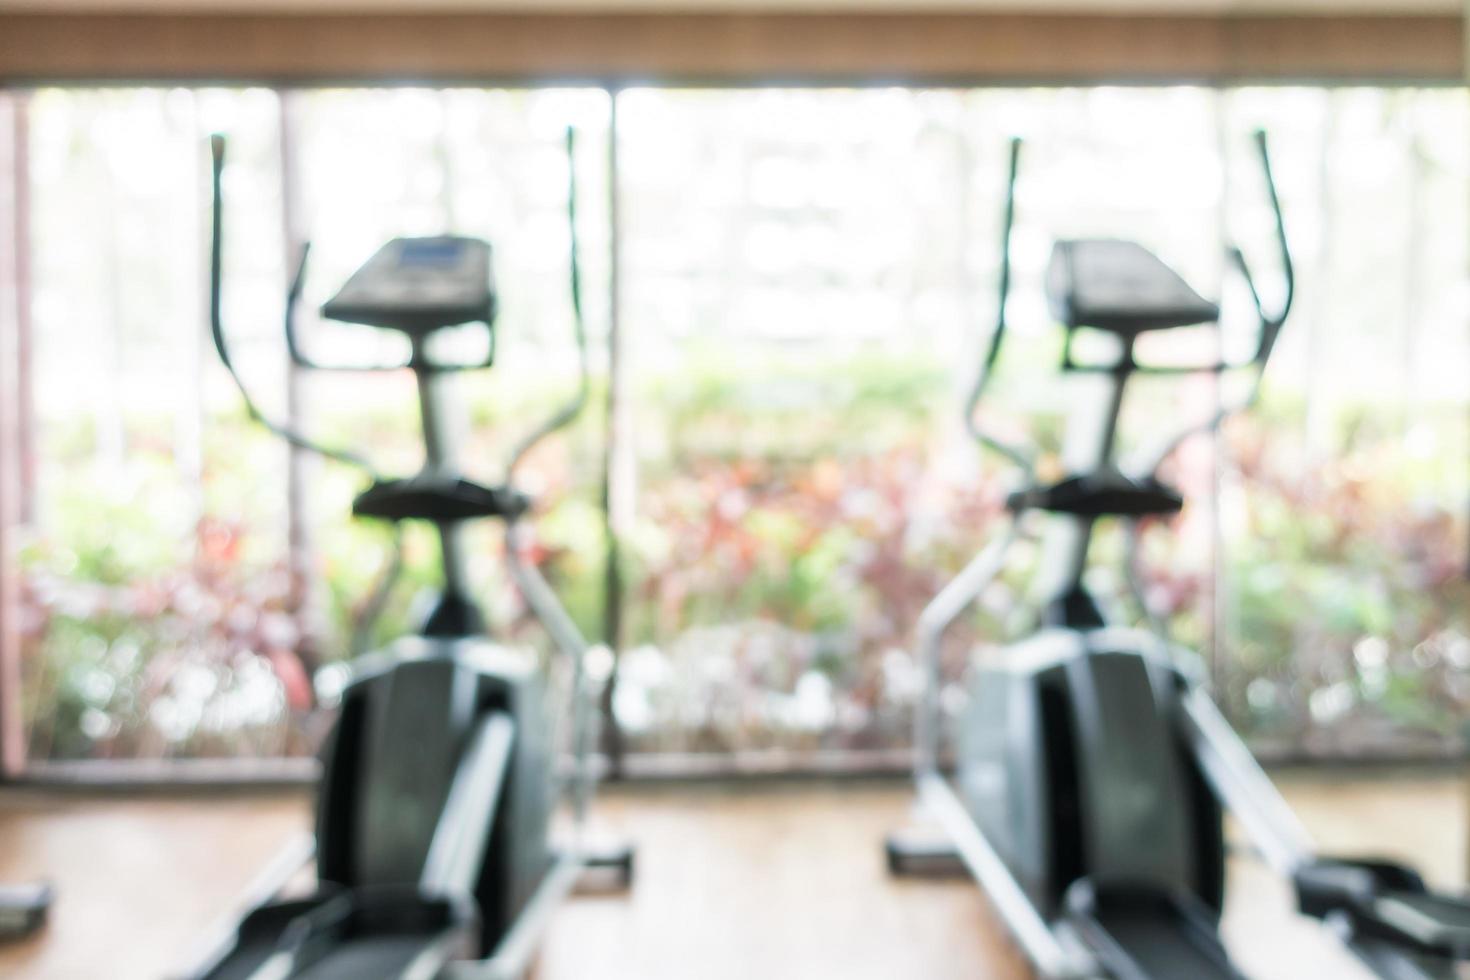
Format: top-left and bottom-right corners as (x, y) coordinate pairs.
(0, 774), (1463, 980)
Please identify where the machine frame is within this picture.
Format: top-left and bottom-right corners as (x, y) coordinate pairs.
(889, 132), (1468, 980)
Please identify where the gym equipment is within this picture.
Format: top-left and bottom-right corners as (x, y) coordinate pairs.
(0, 882), (50, 941)
(184, 129), (631, 980)
(887, 133), (1470, 979)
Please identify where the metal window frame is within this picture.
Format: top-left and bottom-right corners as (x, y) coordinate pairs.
(0, 91), (32, 781)
(0, 81), (629, 787)
(1, 80), (1469, 789)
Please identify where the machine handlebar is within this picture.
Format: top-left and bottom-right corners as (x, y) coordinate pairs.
(1235, 128), (1294, 363)
(963, 136), (1035, 479)
(208, 128), (591, 480)
(963, 129), (1294, 480)
(280, 241), (415, 375)
(1128, 129), (1293, 474)
(209, 135), (379, 474)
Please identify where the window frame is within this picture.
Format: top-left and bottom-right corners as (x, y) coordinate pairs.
(3, 78), (1468, 786)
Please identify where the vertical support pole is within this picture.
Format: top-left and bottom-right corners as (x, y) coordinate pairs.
(1463, 0), (1470, 880)
(436, 89), (456, 229)
(99, 103), (125, 470)
(277, 89), (314, 647)
(179, 95), (206, 517)
(599, 88), (627, 774)
(0, 92), (32, 777)
(12, 99), (32, 529)
(1399, 103), (1423, 443)
(1208, 93), (1229, 698)
(1462, 1), (1470, 591)
(1305, 96), (1336, 457)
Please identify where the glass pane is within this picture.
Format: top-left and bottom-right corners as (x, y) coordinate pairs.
(611, 87), (1230, 756)
(21, 87), (294, 760)
(1212, 88), (1470, 757)
(281, 87), (612, 660)
(18, 87), (611, 763)
(13, 84), (1465, 769)
(609, 85), (1467, 762)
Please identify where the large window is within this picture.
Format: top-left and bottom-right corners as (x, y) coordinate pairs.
(2, 85), (1465, 773)
(11, 87), (611, 767)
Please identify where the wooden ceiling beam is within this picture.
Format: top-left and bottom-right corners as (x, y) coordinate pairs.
(0, 11), (1460, 85)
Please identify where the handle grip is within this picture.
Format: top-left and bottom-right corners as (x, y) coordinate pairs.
(961, 136), (1034, 477)
(206, 133), (376, 472)
(1251, 128), (1294, 331)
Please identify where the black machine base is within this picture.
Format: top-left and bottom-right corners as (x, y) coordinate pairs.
(187, 849), (636, 980)
(576, 845), (637, 892)
(186, 887), (479, 980)
(185, 886), (475, 980)
(1065, 879), (1242, 980)
(1295, 857), (1470, 960)
(0, 882), (51, 942)
(883, 834), (969, 878)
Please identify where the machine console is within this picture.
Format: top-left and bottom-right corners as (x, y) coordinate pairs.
(322, 236), (496, 336)
(1047, 239), (1219, 335)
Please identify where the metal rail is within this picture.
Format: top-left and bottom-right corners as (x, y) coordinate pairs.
(919, 773), (1099, 980)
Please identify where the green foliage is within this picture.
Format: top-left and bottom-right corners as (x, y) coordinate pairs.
(18, 350), (1469, 762)
(644, 346), (950, 463)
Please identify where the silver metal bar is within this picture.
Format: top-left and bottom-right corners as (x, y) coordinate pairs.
(231, 831), (317, 908)
(913, 522), (1018, 777)
(1348, 935), (1460, 980)
(1179, 686), (1314, 875)
(175, 832), (316, 979)
(415, 358), (471, 599)
(437, 522), (470, 604)
(246, 950), (295, 980)
(919, 774), (1099, 980)
(421, 712), (516, 897)
(1035, 371), (1127, 604)
(446, 851), (585, 980)
(276, 89), (314, 636)
(1065, 369), (1126, 473)
(505, 522), (595, 827)
(1032, 516), (1093, 611)
(1122, 518), (1170, 646)
(599, 93), (631, 774)
(402, 930), (471, 980)
(415, 362), (457, 471)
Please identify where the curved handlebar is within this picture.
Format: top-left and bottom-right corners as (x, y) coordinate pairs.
(506, 126), (591, 481)
(284, 241), (389, 373)
(963, 136), (1034, 478)
(1127, 130), (1293, 474)
(212, 126), (591, 478)
(1236, 129), (1294, 365)
(209, 135), (379, 474)
(962, 130), (1294, 480)
(1254, 128), (1294, 329)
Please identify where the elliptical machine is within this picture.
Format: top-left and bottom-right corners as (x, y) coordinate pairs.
(186, 130), (631, 980)
(887, 133), (1470, 979)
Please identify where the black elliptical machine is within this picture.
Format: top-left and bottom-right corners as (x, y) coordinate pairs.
(887, 133), (1470, 979)
(185, 130), (631, 980)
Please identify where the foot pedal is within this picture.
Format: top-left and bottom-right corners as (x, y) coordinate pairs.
(1065, 879), (1243, 980)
